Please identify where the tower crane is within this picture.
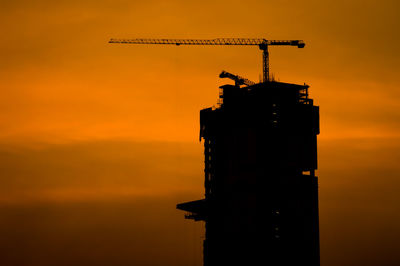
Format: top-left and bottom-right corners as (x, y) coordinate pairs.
(109, 38), (305, 83)
(219, 70), (256, 87)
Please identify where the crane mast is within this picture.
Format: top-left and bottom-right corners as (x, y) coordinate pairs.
(109, 38), (305, 82)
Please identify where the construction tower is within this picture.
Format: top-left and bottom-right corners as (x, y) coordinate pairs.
(109, 36), (319, 266)
(177, 79), (320, 266)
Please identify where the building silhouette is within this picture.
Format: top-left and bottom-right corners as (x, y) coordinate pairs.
(177, 80), (320, 266)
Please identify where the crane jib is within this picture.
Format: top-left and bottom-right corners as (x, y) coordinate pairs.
(109, 38), (305, 47)
(109, 38), (305, 83)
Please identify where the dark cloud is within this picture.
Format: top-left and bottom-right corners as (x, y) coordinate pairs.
(0, 197), (204, 266)
(0, 140), (399, 265)
(0, 141), (205, 265)
(319, 138), (400, 266)
(0, 141), (203, 202)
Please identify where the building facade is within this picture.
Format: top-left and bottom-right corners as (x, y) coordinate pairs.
(177, 81), (320, 266)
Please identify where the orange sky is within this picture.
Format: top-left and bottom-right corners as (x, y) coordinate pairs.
(0, 1), (400, 266)
(1, 0), (399, 143)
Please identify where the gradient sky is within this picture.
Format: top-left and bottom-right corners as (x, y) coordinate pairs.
(0, 0), (400, 265)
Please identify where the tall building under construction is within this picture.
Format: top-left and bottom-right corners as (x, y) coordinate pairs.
(177, 79), (320, 266)
(108, 37), (318, 266)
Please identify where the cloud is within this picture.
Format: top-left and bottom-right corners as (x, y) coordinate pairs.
(0, 137), (400, 265)
(0, 140), (204, 204)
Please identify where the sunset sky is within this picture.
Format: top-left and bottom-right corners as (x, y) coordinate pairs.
(1, 0), (399, 265)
